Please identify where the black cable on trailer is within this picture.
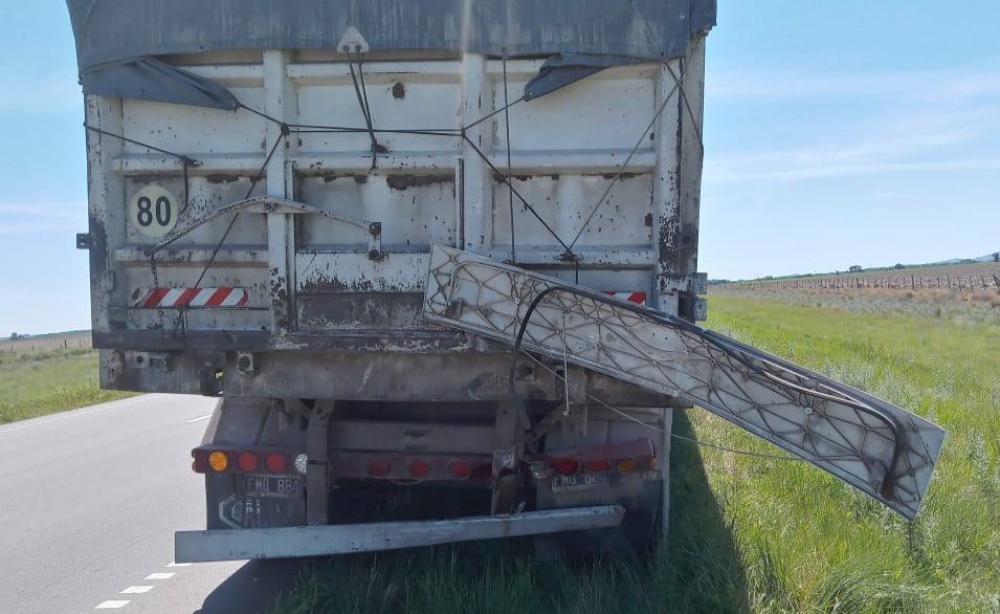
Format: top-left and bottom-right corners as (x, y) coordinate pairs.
(504, 281), (905, 496)
(566, 36), (705, 253)
(191, 129), (288, 289)
(346, 52), (381, 169)
(461, 133), (574, 257)
(502, 58), (517, 264)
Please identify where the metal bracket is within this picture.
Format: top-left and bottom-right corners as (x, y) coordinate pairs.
(124, 351), (171, 371)
(76, 233), (92, 250)
(693, 297), (708, 321)
(337, 26), (370, 55)
(236, 352), (256, 376)
(306, 400), (336, 526)
(563, 403), (588, 438)
(367, 221), (382, 261)
(491, 400), (522, 515)
(690, 272), (708, 295)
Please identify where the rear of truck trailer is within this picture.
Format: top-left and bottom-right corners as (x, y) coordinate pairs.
(67, 1), (943, 563)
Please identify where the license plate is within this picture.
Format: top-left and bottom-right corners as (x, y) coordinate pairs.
(242, 475), (301, 498)
(551, 473), (609, 493)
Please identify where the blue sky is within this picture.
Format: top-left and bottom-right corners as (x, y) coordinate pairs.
(1, 2), (998, 333)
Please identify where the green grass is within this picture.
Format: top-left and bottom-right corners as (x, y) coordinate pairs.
(0, 347), (133, 424)
(270, 295), (1000, 614)
(696, 294), (1000, 613)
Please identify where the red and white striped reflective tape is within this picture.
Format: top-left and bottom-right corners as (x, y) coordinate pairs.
(130, 287), (249, 309)
(604, 291), (647, 305)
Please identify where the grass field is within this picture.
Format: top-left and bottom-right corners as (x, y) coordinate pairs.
(270, 293), (999, 614)
(0, 332), (133, 424)
(715, 282), (1000, 329)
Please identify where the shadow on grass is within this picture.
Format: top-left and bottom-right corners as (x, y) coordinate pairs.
(262, 410), (749, 614)
(659, 409), (750, 613)
(194, 559), (306, 614)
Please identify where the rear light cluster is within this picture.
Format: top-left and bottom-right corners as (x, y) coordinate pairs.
(531, 438), (656, 479)
(193, 448), (306, 475)
(337, 454), (491, 481)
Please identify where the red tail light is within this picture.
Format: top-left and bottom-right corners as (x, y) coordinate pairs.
(409, 459), (430, 478)
(447, 460), (472, 479)
(265, 452), (287, 473)
(586, 459), (611, 473)
(367, 458), (391, 478)
(551, 458), (579, 475)
(237, 452), (258, 472)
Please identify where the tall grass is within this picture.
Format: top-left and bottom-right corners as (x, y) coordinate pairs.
(0, 347), (132, 424)
(699, 294), (999, 613)
(270, 295), (999, 613)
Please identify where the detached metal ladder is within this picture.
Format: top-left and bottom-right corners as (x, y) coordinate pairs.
(422, 244), (944, 519)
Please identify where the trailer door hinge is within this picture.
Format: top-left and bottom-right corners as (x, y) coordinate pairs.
(76, 233), (91, 249)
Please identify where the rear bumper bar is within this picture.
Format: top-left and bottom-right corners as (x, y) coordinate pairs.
(175, 505), (624, 563)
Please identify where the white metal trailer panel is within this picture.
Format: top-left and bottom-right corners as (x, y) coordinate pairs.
(83, 43), (708, 397)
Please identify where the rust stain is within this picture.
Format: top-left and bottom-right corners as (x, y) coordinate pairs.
(391, 82), (406, 99)
(385, 174), (452, 191)
(207, 174), (240, 184)
(658, 208), (681, 275)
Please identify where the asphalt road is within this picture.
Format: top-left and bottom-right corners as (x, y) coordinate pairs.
(0, 395), (304, 614)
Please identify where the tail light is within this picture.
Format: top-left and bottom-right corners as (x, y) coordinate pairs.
(551, 458), (579, 475)
(367, 458), (391, 478)
(447, 460), (472, 479)
(236, 452), (258, 472)
(409, 459), (430, 478)
(208, 451), (228, 472)
(192, 447), (302, 474)
(265, 452), (287, 473)
(586, 459), (611, 473)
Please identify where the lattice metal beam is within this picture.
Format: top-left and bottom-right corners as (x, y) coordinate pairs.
(422, 244), (945, 520)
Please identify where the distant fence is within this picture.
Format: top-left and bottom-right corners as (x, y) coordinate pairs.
(3, 335), (90, 354)
(719, 273), (1000, 292)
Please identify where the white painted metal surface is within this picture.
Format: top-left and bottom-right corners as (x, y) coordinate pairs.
(85, 45), (706, 359)
(175, 505), (624, 562)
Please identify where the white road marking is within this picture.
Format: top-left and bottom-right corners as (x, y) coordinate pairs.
(0, 396), (154, 436)
(144, 572), (176, 580)
(120, 586), (154, 594)
(95, 600), (131, 609)
(185, 414), (212, 423)
(167, 561), (193, 567)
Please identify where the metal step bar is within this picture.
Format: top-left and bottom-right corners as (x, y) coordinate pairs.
(422, 244), (945, 519)
(175, 505), (624, 562)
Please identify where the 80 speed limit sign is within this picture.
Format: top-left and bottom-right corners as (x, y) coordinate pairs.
(129, 185), (178, 238)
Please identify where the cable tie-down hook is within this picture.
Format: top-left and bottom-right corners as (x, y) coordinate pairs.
(444, 299), (464, 319)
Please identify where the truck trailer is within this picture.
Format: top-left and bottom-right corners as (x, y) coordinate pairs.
(66, 0), (945, 563)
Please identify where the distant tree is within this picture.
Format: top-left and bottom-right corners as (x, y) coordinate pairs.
(993, 252), (999, 263)
(849, 265), (862, 273)
(9, 333), (18, 341)
(894, 263), (905, 269)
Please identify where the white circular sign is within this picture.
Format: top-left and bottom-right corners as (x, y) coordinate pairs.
(129, 185), (178, 238)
